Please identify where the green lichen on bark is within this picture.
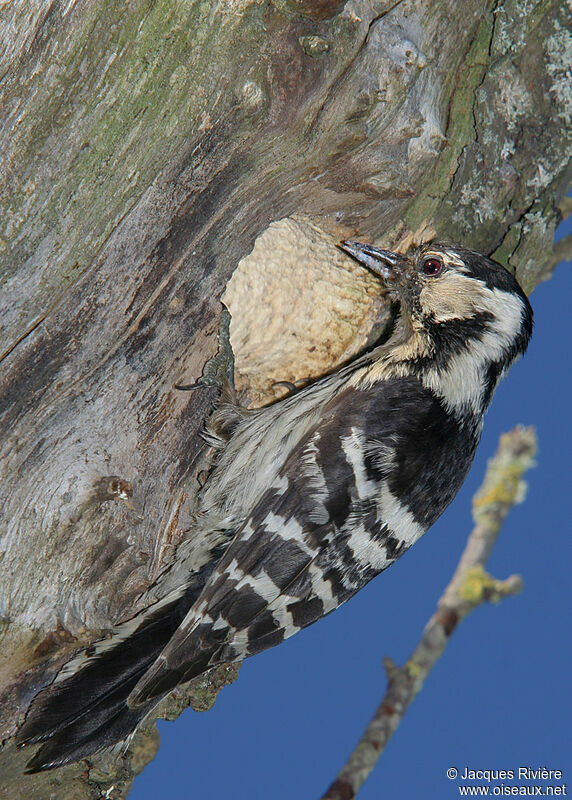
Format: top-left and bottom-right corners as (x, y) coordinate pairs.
(403, 0), (570, 290)
(1, 0), (270, 351)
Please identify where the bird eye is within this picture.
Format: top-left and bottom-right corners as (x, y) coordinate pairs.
(421, 257), (443, 276)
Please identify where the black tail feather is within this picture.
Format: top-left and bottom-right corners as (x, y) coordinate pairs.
(23, 699), (153, 773)
(17, 582), (205, 771)
(17, 591), (187, 746)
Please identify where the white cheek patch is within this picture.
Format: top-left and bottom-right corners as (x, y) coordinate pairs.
(423, 286), (525, 414)
(487, 287), (527, 342)
(420, 272), (487, 323)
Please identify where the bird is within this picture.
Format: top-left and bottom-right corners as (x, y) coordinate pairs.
(16, 239), (533, 772)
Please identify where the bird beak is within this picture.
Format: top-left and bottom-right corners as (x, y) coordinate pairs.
(338, 240), (404, 286)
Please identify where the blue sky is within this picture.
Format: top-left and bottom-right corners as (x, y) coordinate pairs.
(131, 221), (571, 800)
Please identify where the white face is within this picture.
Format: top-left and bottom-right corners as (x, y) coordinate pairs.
(422, 290), (526, 414)
(342, 239), (533, 415)
(418, 260), (500, 323)
(400, 246), (520, 327)
(397, 246), (529, 415)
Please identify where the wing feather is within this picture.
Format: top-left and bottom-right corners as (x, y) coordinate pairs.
(130, 382), (416, 705)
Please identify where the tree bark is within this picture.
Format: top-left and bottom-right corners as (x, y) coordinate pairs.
(0, 0), (569, 797)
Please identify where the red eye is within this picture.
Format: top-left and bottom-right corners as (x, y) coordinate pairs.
(422, 257), (443, 276)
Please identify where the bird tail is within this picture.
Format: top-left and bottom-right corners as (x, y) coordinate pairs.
(16, 585), (198, 773)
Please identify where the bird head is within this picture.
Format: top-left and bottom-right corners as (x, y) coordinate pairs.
(340, 239), (533, 361)
(339, 239), (533, 415)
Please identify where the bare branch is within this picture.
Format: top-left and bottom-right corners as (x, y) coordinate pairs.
(321, 426), (538, 800)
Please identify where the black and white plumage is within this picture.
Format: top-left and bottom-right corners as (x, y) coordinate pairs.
(17, 240), (533, 772)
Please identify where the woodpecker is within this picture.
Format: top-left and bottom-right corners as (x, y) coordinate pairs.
(17, 240), (533, 772)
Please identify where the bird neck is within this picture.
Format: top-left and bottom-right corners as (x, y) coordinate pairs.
(353, 313), (516, 422)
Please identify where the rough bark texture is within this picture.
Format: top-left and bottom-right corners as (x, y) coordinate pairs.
(0, 0), (569, 797)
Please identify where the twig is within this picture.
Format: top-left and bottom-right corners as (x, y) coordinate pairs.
(321, 426), (537, 800)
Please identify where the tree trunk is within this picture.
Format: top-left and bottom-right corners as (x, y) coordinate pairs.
(0, 0), (569, 797)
